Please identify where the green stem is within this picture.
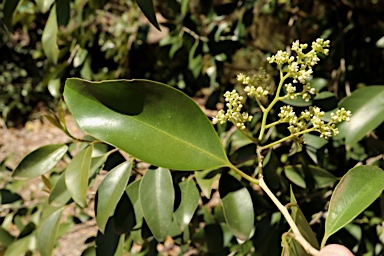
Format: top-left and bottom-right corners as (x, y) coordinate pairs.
(255, 97), (266, 112)
(261, 128), (315, 150)
(265, 120), (281, 129)
(228, 163), (259, 185)
(239, 129), (259, 144)
(258, 177), (319, 255)
(258, 72), (290, 141)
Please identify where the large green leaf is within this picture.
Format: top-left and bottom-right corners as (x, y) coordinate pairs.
(42, 5), (59, 64)
(322, 165), (384, 246)
(139, 168), (174, 241)
(65, 144), (93, 207)
(64, 78), (229, 170)
(38, 208), (63, 256)
(174, 180), (200, 232)
(219, 173), (254, 240)
(338, 86), (384, 146)
(136, 0), (160, 30)
(12, 144), (68, 179)
(96, 161), (132, 233)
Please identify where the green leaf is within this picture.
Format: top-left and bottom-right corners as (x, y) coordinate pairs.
(195, 169), (219, 199)
(35, 0), (55, 13)
(12, 144), (68, 179)
(65, 144), (93, 207)
(4, 235), (33, 256)
(219, 173), (254, 240)
(3, 0), (21, 30)
(139, 168), (174, 241)
(0, 226), (14, 247)
(42, 5), (59, 64)
(38, 208), (63, 256)
(285, 187), (319, 255)
(56, 0), (70, 26)
(174, 180), (200, 232)
(49, 172), (71, 206)
(126, 180), (144, 244)
(96, 161), (132, 233)
(64, 78), (229, 170)
(322, 165), (384, 246)
(284, 164), (337, 189)
(338, 86), (384, 146)
(136, 0), (160, 30)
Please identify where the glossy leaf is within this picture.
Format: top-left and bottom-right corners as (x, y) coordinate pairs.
(139, 168), (174, 241)
(174, 180), (200, 231)
(338, 86), (384, 146)
(65, 144), (93, 207)
(284, 164), (337, 189)
(219, 173), (254, 240)
(64, 78), (229, 170)
(38, 208), (63, 256)
(42, 5), (59, 64)
(323, 165), (384, 246)
(12, 144), (68, 179)
(96, 161), (132, 233)
(136, 0), (160, 30)
(195, 169), (219, 199)
(126, 179), (143, 229)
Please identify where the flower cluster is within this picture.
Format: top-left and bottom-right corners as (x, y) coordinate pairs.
(237, 69), (272, 99)
(212, 90), (252, 130)
(267, 38), (330, 84)
(278, 106), (352, 139)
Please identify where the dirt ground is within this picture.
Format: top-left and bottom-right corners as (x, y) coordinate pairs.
(0, 112), (99, 255)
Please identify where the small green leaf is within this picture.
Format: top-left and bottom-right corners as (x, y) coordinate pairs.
(195, 169), (219, 199)
(338, 86), (384, 146)
(136, 0), (160, 30)
(42, 5), (59, 64)
(13, 144), (68, 179)
(286, 187), (319, 254)
(126, 179), (143, 229)
(64, 78), (229, 170)
(139, 168), (174, 241)
(65, 144), (93, 207)
(57, 99), (67, 129)
(35, 0), (55, 12)
(38, 208), (63, 256)
(284, 164), (337, 189)
(96, 161), (132, 233)
(174, 180), (200, 231)
(219, 173), (254, 240)
(322, 165), (384, 246)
